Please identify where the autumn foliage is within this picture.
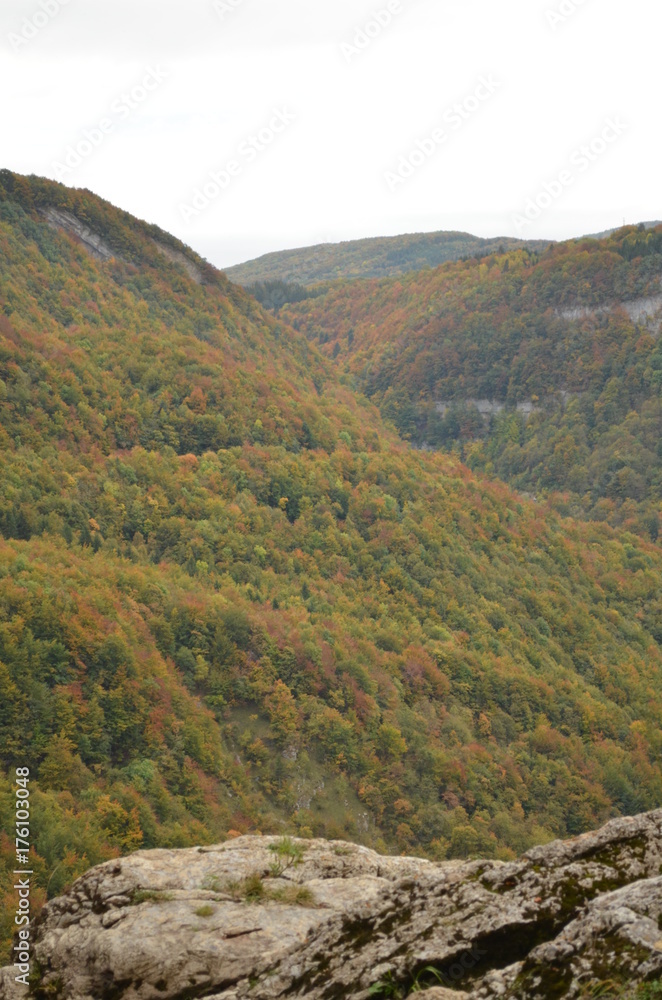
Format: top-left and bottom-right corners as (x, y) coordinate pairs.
(1, 173), (662, 962)
(283, 227), (662, 538)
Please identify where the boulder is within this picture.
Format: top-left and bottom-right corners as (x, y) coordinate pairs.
(2, 811), (662, 999)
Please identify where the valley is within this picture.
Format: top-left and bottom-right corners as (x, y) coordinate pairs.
(1, 172), (661, 978)
(281, 227), (662, 538)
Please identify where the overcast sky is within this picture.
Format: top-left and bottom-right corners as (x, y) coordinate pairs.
(2, 0), (660, 268)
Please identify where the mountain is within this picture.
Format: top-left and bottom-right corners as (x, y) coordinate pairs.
(282, 226), (662, 538)
(585, 220), (661, 240)
(5, 812), (662, 999)
(224, 231), (552, 287)
(2, 172), (662, 966)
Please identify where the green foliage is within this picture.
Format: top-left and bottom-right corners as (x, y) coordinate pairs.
(578, 979), (662, 999)
(408, 965), (448, 992)
(284, 227), (662, 538)
(268, 836), (306, 875)
(368, 966), (449, 999)
(227, 231), (550, 286)
(223, 871), (314, 906)
(244, 280), (323, 312)
(368, 971), (402, 998)
(1, 174), (662, 974)
(225, 872), (266, 903)
(267, 883), (315, 906)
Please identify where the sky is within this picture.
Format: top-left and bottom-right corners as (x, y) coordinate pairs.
(2, 0), (660, 269)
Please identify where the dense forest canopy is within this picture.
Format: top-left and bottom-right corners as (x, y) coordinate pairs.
(1, 172), (662, 964)
(225, 230), (551, 287)
(282, 228), (662, 538)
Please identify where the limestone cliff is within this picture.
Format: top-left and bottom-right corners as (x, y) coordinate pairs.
(2, 810), (662, 1000)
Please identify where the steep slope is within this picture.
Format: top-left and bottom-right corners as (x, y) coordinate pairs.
(2, 173), (662, 967)
(282, 227), (662, 537)
(585, 220), (661, 240)
(225, 231), (552, 287)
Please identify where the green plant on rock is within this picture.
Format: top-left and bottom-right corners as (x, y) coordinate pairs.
(226, 872), (266, 903)
(201, 874), (222, 893)
(268, 836), (306, 876)
(368, 971), (404, 998)
(637, 982), (662, 999)
(267, 884), (316, 907)
(579, 983), (624, 999)
(408, 965), (448, 992)
(578, 979), (662, 999)
(224, 871), (317, 907)
(369, 963), (472, 997)
(131, 890), (174, 905)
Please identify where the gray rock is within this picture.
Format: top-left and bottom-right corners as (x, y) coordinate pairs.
(2, 812), (662, 1000)
(408, 990), (470, 999)
(41, 208), (117, 262)
(153, 241), (204, 284)
(502, 875), (662, 999)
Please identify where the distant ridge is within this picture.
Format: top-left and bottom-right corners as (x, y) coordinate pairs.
(3, 172), (662, 973)
(584, 220), (662, 240)
(225, 230), (552, 286)
(281, 221), (662, 537)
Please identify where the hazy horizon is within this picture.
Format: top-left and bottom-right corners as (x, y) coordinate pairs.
(207, 215), (660, 271)
(3, 0), (660, 269)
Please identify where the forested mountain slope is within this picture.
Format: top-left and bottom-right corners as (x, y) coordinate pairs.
(1, 173), (662, 964)
(585, 220), (661, 239)
(282, 227), (662, 538)
(225, 230), (551, 287)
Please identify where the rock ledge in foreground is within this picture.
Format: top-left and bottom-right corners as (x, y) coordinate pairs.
(2, 810), (662, 1000)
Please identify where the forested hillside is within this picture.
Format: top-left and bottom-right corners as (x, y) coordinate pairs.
(282, 228), (662, 538)
(585, 220), (661, 239)
(225, 231), (551, 287)
(2, 173), (662, 964)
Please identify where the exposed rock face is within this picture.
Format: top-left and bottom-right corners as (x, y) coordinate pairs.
(41, 211), (205, 284)
(41, 208), (117, 262)
(153, 241), (204, 284)
(557, 288), (662, 330)
(2, 811), (662, 1000)
(434, 399), (541, 421)
(504, 876), (662, 998)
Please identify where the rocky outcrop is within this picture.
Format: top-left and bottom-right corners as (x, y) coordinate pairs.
(557, 289), (662, 330)
(153, 241), (204, 284)
(41, 211), (205, 285)
(2, 811), (662, 1000)
(435, 400), (540, 421)
(41, 208), (117, 262)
